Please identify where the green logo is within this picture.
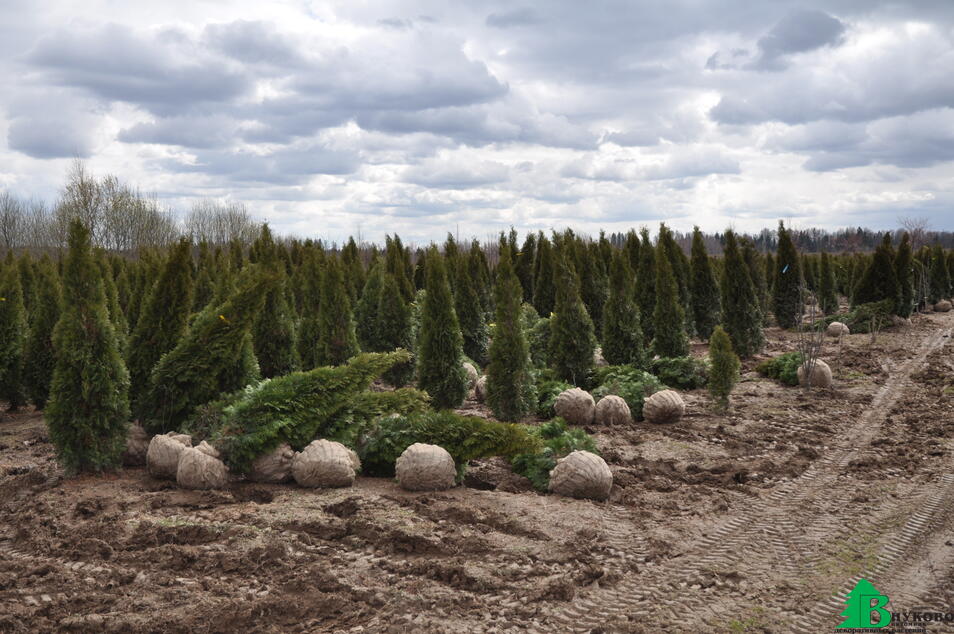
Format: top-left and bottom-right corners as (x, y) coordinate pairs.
(836, 579), (892, 629)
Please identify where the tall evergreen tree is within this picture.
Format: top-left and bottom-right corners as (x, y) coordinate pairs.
(192, 241), (215, 312)
(355, 258), (385, 352)
(929, 243), (952, 303)
(250, 225), (300, 377)
(852, 233), (899, 309)
(316, 256), (359, 366)
(296, 247), (325, 369)
(894, 234), (914, 317)
(341, 237), (366, 304)
(653, 240), (689, 357)
(416, 249), (467, 408)
(819, 251), (839, 315)
(658, 224), (692, 335)
(602, 251), (645, 367)
(455, 258), (489, 365)
(635, 227), (656, 345)
(17, 254), (35, 317)
(690, 227), (721, 341)
(720, 230), (764, 357)
(468, 241), (493, 316)
(549, 252), (596, 385)
(127, 239), (194, 416)
(385, 235), (415, 301)
(773, 221), (802, 329)
(487, 248), (534, 421)
(46, 220), (130, 473)
(23, 257), (61, 409)
(377, 272), (415, 386)
(0, 261), (27, 410)
(624, 229), (641, 274)
(514, 233), (536, 303)
(580, 242), (609, 339)
(532, 235), (556, 317)
(707, 325), (740, 412)
(741, 239), (769, 323)
(99, 252), (129, 354)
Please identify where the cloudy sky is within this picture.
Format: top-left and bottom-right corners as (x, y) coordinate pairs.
(1, 1), (953, 243)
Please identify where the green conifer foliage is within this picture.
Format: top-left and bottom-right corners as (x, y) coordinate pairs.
(602, 251), (645, 367)
(192, 241), (215, 312)
(140, 266), (274, 434)
(376, 272), (415, 386)
(707, 325), (740, 412)
(624, 229), (641, 274)
(455, 256), (489, 365)
(532, 235), (556, 317)
(548, 252), (596, 386)
(635, 227), (656, 345)
(355, 258), (385, 352)
(487, 248), (534, 421)
(341, 237), (366, 304)
(469, 241), (493, 315)
(720, 230), (765, 357)
(689, 227), (721, 341)
(929, 243), (952, 302)
(413, 248), (426, 290)
(773, 221), (803, 329)
(819, 251), (839, 315)
(658, 224), (692, 334)
(514, 233), (536, 303)
(741, 239), (769, 323)
(386, 235), (415, 301)
(23, 257), (61, 409)
(0, 261), (27, 410)
(802, 254), (816, 291)
(46, 220), (130, 473)
(17, 254), (35, 316)
(98, 252), (128, 354)
(316, 256), (359, 366)
(416, 249), (467, 408)
(653, 240), (689, 358)
(852, 233), (899, 310)
(296, 248), (324, 370)
(580, 242), (609, 339)
(127, 238), (194, 416)
(250, 225), (300, 377)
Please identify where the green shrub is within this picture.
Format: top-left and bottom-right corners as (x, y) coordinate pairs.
(651, 356), (709, 390)
(527, 316), (551, 368)
(510, 418), (599, 491)
(756, 351), (803, 386)
(592, 365), (663, 420)
(708, 325), (740, 412)
(816, 299), (894, 333)
(358, 411), (542, 480)
(534, 371), (573, 419)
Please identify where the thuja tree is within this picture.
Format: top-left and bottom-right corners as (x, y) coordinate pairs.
(741, 239), (769, 323)
(0, 260), (27, 410)
(689, 226), (721, 341)
(468, 240), (493, 316)
(720, 230), (764, 357)
(99, 252), (129, 355)
(356, 257), (385, 352)
(624, 229), (641, 274)
(341, 237), (366, 304)
(773, 221), (802, 329)
(635, 227), (656, 346)
(579, 242), (609, 339)
(929, 243), (952, 303)
(819, 251), (839, 315)
(532, 234), (556, 317)
(250, 225), (300, 377)
(707, 325), (740, 412)
(852, 233), (899, 309)
(658, 224), (692, 335)
(416, 248), (467, 408)
(549, 251), (596, 386)
(455, 258), (489, 365)
(140, 266), (275, 434)
(46, 220), (130, 473)
(602, 251), (645, 367)
(377, 272), (415, 386)
(386, 235), (415, 301)
(894, 233), (914, 317)
(653, 239), (689, 357)
(296, 248), (324, 370)
(316, 255), (359, 366)
(487, 247), (534, 421)
(23, 257), (61, 409)
(127, 238), (194, 416)
(514, 232), (536, 303)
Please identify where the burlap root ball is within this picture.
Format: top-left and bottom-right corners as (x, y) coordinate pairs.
(395, 443), (456, 491)
(797, 359), (833, 388)
(554, 387), (596, 426)
(595, 395), (631, 425)
(548, 450), (613, 501)
(642, 389), (685, 424)
(826, 321), (850, 337)
(248, 443), (296, 484)
(146, 433), (192, 480)
(177, 446), (230, 490)
(474, 375), (488, 403)
(122, 424), (151, 466)
(291, 440), (356, 488)
(935, 300), (952, 312)
(463, 362), (479, 390)
(593, 348), (608, 367)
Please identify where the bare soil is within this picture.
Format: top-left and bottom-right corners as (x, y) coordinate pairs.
(1, 311), (952, 633)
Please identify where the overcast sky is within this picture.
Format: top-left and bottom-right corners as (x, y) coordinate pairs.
(2, 1), (953, 243)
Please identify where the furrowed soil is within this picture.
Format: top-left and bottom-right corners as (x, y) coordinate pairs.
(1, 311), (952, 633)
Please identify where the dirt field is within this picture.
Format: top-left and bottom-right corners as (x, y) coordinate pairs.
(1, 311), (952, 633)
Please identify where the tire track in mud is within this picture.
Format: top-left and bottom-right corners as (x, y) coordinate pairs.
(536, 325), (951, 633)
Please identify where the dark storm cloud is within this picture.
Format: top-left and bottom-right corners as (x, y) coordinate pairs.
(751, 9), (846, 70)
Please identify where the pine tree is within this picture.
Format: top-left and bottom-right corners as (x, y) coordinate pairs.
(416, 248), (467, 408)
(316, 256), (359, 366)
(773, 221), (802, 329)
(894, 234), (914, 317)
(455, 256), (489, 365)
(635, 227), (656, 345)
(819, 251), (839, 315)
(377, 272), (415, 386)
(46, 220), (130, 473)
(127, 238), (194, 416)
(602, 251), (645, 367)
(250, 225), (300, 377)
(532, 235), (556, 317)
(690, 227), (721, 341)
(0, 261), (27, 410)
(653, 240), (689, 357)
(23, 257), (61, 409)
(140, 266), (274, 434)
(549, 251), (596, 385)
(720, 230), (764, 357)
(355, 257), (385, 352)
(487, 248), (534, 421)
(852, 233), (899, 309)
(708, 325), (740, 412)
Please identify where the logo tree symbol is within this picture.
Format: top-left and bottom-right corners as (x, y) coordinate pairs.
(836, 579), (892, 629)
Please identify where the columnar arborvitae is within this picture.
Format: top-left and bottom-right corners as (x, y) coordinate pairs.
(532, 235), (556, 317)
(127, 238), (194, 416)
(46, 220), (130, 473)
(580, 242), (609, 339)
(602, 251), (645, 367)
(192, 241), (215, 312)
(894, 234), (914, 317)
(297, 247), (324, 370)
(355, 257), (385, 352)
(455, 257), (489, 365)
(487, 248), (534, 421)
(819, 251), (839, 315)
(690, 226), (721, 341)
(413, 248), (426, 290)
(250, 225), (300, 377)
(741, 239), (769, 323)
(624, 229), (641, 273)
(0, 260), (27, 410)
(316, 256), (359, 366)
(707, 325), (740, 412)
(416, 248), (467, 408)
(17, 254), (35, 316)
(653, 240), (689, 358)
(514, 233), (536, 303)
(802, 254), (816, 291)
(23, 257), (61, 409)
(635, 227), (656, 345)
(929, 243), (952, 303)
(377, 272), (415, 386)
(386, 235), (415, 301)
(658, 224), (692, 335)
(99, 252), (129, 354)
(468, 241), (493, 316)
(549, 251), (596, 385)
(341, 237), (366, 304)
(140, 266), (274, 434)
(720, 230), (764, 357)
(773, 221), (802, 328)
(852, 233), (899, 309)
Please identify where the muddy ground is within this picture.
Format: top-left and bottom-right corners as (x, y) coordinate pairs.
(1, 311), (952, 633)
